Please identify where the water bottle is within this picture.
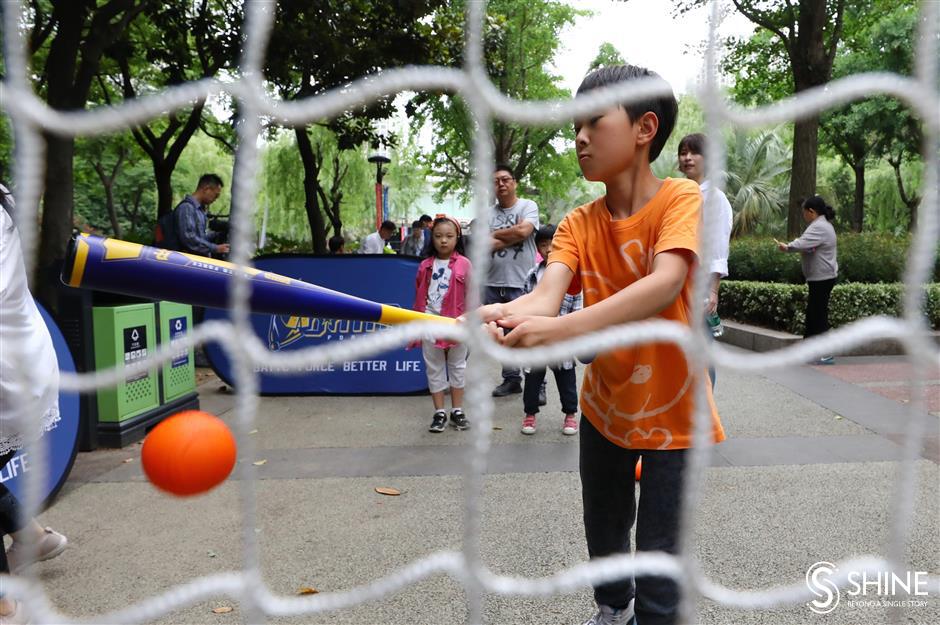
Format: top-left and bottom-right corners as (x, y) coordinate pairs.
(706, 311), (724, 338)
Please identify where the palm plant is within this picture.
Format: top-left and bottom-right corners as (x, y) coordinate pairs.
(724, 128), (791, 236)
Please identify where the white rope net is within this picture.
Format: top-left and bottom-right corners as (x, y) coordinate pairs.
(1, 1), (938, 623)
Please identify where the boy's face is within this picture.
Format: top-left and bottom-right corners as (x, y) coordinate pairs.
(537, 239), (552, 259)
(678, 147), (704, 182)
(574, 107), (654, 183)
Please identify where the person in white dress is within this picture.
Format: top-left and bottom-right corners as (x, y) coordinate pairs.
(0, 187), (68, 621)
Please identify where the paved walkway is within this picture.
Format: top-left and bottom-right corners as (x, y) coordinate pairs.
(15, 357), (940, 624)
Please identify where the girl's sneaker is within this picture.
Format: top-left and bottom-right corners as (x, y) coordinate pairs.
(521, 414), (536, 435)
(6, 527), (68, 574)
(429, 410), (447, 433)
(450, 408), (470, 430)
(562, 414), (578, 436)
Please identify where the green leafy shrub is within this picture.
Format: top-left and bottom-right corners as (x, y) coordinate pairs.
(718, 280), (940, 334)
(256, 233), (311, 255)
(728, 233), (940, 284)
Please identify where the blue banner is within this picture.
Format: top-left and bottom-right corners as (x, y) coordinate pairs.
(0, 304), (81, 507)
(204, 255), (429, 395)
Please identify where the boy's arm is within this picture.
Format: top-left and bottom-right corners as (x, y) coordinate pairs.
(479, 262), (573, 322)
(499, 250), (691, 347)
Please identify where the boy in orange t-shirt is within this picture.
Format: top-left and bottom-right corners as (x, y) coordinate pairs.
(479, 65), (724, 625)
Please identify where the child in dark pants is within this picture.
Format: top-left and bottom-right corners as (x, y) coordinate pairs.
(478, 65), (725, 625)
(521, 224), (582, 435)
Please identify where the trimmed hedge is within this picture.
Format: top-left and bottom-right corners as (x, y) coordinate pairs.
(728, 233), (940, 284)
(718, 280), (940, 335)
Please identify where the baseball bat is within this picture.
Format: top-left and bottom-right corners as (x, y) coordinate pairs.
(61, 234), (453, 326)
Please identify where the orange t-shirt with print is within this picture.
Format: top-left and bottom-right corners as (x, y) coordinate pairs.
(550, 177), (724, 450)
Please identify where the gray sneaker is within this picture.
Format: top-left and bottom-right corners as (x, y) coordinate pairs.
(580, 600), (635, 625)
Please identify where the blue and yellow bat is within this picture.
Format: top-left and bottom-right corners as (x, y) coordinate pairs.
(61, 234), (452, 326)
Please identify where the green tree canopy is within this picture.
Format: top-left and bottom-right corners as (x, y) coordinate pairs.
(687, 0), (850, 236)
(263, 0), (446, 252)
(588, 42), (625, 71)
(416, 0), (585, 204)
(820, 2), (919, 231)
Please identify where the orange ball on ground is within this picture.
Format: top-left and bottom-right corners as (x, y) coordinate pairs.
(141, 410), (237, 497)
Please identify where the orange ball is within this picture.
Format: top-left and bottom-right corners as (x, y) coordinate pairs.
(142, 410), (237, 497)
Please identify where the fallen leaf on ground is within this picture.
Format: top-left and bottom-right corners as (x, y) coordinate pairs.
(374, 487), (401, 496)
(212, 607), (233, 614)
(297, 587), (319, 595)
(249, 429), (258, 434)
(207, 551), (217, 558)
(253, 459), (267, 466)
(123, 458), (134, 463)
(834, 415), (843, 420)
(492, 426), (503, 431)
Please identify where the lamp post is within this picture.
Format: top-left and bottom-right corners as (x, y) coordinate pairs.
(368, 153), (391, 231)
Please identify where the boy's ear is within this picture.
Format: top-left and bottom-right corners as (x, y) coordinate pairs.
(635, 111), (660, 151)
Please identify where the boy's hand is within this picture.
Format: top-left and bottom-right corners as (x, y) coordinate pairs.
(497, 315), (564, 348)
(476, 303), (507, 324)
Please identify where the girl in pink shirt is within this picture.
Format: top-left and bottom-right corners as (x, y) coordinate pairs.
(412, 217), (472, 433)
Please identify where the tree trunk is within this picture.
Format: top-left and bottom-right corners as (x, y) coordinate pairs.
(294, 127), (327, 254)
(851, 162), (864, 232)
(889, 157), (920, 232)
(37, 132), (76, 308)
(154, 160), (174, 217)
(787, 117), (820, 237)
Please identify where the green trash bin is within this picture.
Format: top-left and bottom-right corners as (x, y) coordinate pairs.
(92, 303), (159, 422)
(157, 301), (196, 402)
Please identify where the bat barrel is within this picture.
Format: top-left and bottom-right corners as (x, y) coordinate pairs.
(60, 235), (452, 327)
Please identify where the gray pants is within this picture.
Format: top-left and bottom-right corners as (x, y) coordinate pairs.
(484, 285), (526, 381)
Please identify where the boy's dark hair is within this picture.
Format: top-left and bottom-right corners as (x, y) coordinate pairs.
(380, 220), (396, 232)
(576, 64), (678, 163)
(422, 216), (466, 258)
(328, 235), (345, 253)
(494, 163), (515, 179)
(419, 214), (432, 224)
(535, 223), (556, 244)
(411, 220), (422, 229)
(197, 173), (224, 189)
(802, 195), (835, 221)
(678, 133), (706, 157)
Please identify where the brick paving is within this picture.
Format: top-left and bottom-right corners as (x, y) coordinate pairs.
(813, 357), (940, 416)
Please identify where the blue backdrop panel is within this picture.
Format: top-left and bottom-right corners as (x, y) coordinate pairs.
(1, 304), (81, 507)
(205, 255), (429, 395)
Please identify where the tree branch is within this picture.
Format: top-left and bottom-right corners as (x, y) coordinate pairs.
(826, 0), (847, 66)
(199, 120), (236, 153)
(731, 0), (792, 53)
(441, 149), (469, 179)
(165, 101), (205, 167)
(29, 0), (57, 52)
